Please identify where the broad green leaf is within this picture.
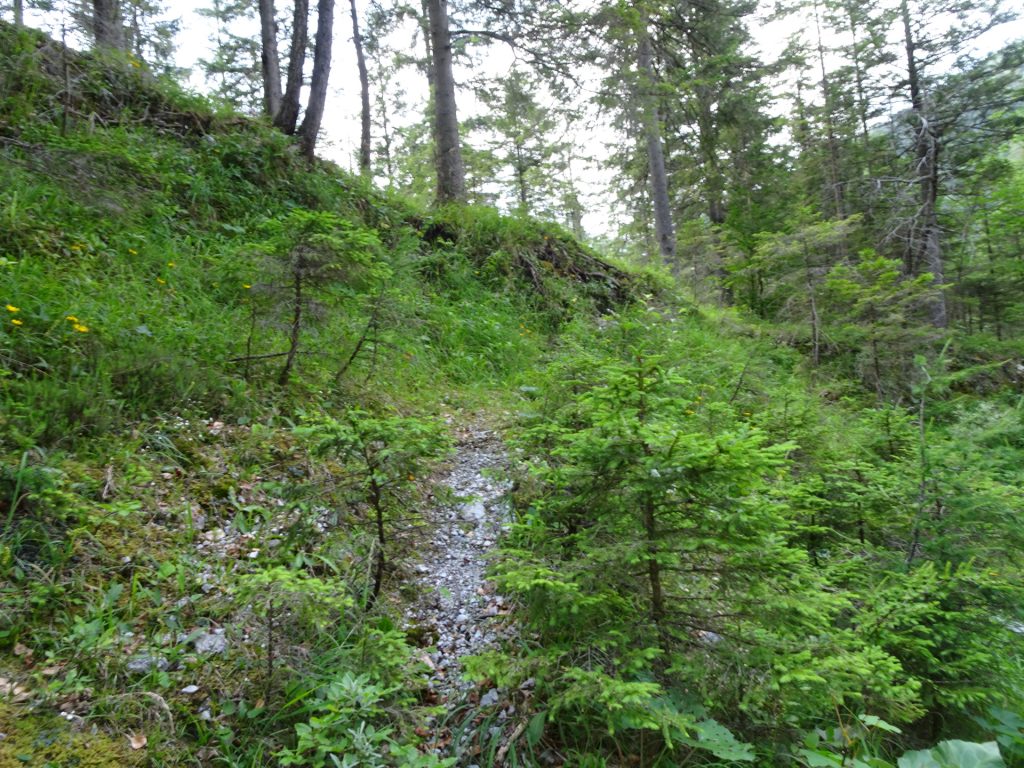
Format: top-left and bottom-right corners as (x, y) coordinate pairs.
(696, 718), (755, 761)
(526, 711), (546, 747)
(899, 741), (1005, 768)
(932, 740), (1004, 768)
(799, 748), (846, 767)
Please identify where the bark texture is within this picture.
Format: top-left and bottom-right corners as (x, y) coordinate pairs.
(427, 0), (466, 202)
(637, 25), (676, 270)
(350, 0), (372, 175)
(92, 0), (124, 49)
(259, 0), (283, 119)
(274, 0), (309, 134)
(901, 0), (947, 328)
(298, 0), (335, 160)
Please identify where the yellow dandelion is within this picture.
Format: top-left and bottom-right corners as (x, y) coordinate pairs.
(11, 318), (23, 326)
(6, 304), (19, 313)
(156, 278), (166, 285)
(66, 315), (79, 323)
(73, 323), (89, 333)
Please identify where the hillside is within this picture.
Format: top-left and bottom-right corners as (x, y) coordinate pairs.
(1, 22), (1022, 768)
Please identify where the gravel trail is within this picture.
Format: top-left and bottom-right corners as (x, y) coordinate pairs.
(404, 422), (513, 704)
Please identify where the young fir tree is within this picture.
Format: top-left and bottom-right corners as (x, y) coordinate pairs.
(470, 68), (572, 218)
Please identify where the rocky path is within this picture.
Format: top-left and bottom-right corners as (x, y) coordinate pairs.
(404, 422), (513, 705)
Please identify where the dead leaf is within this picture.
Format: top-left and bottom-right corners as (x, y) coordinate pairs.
(13, 642), (33, 659)
(128, 732), (148, 750)
(0, 676), (31, 702)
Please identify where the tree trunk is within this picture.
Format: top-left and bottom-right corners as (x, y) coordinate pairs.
(901, 0), (947, 328)
(369, 476), (386, 605)
(804, 241), (821, 366)
(274, 0), (308, 134)
(427, 0), (466, 202)
(14, 0), (24, 26)
(814, 0), (846, 220)
(298, 0), (336, 160)
(843, 3), (873, 161)
(92, 0), (124, 49)
(514, 143), (528, 211)
(128, 2), (141, 57)
(279, 263), (303, 387)
(695, 91), (724, 225)
(419, 0), (438, 147)
(259, 0), (283, 119)
(637, 24), (676, 271)
(350, 0), (372, 175)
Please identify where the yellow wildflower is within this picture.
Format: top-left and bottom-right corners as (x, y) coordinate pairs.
(128, 248), (138, 255)
(73, 323), (89, 333)
(6, 304), (19, 313)
(156, 278), (166, 285)
(167, 261), (175, 267)
(66, 315), (79, 323)
(243, 283), (251, 289)
(11, 318), (23, 326)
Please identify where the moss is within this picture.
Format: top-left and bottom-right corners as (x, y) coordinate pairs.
(0, 702), (145, 767)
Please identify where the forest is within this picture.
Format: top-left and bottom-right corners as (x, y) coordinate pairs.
(0, 0), (1022, 766)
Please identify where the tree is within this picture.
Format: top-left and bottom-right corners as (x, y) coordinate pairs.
(301, 410), (450, 605)
(297, 0), (334, 159)
(248, 210), (388, 387)
(426, 0), (465, 202)
(273, 0), (308, 134)
(257, 0), (283, 117)
(123, 0), (181, 74)
(93, 0), (124, 49)
(471, 68), (573, 217)
(637, 15), (676, 269)
(197, 0), (264, 112)
(349, 0), (371, 175)
(898, 0), (946, 327)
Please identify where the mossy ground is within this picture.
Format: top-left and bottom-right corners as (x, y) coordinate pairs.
(0, 701), (146, 767)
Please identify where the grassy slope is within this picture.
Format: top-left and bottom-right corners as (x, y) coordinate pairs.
(1, 21), (1021, 768)
(0, 22), (661, 766)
